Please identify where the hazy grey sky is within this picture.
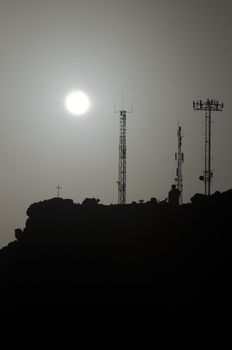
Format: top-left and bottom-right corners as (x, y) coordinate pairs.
(0, 0), (231, 247)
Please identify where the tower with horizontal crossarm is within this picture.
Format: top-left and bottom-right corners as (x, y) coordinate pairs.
(193, 99), (224, 195)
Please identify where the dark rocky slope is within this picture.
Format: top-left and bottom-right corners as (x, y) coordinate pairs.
(0, 191), (230, 313)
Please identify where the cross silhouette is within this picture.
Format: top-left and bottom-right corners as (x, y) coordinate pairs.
(56, 184), (62, 198)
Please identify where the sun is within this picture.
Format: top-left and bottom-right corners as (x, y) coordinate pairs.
(65, 91), (90, 116)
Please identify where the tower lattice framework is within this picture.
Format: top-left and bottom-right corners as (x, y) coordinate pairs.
(193, 99), (224, 196)
(118, 110), (127, 204)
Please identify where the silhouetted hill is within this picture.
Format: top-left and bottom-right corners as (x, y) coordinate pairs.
(0, 191), (231, 314)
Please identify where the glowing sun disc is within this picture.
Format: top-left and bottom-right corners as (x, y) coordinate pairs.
(65, 91), (90, 115)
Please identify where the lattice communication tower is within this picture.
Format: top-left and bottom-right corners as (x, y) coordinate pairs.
(193, 99), (224, 195)
(115, 99), (133, 204)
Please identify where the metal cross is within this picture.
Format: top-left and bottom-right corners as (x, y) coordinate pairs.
(56, 184), (62, 198)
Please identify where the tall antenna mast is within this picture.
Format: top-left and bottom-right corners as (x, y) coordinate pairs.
(115, 96), (133, 204)
(193, 99), (224, 196)
(175, 124), (184, 204)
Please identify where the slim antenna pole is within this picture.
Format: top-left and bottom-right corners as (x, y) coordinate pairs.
(175, 124), (184, 204)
